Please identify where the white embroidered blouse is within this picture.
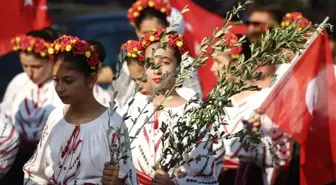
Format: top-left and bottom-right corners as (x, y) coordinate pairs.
(23, 107), (137, 185)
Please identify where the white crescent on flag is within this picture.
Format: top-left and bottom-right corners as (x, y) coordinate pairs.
(305, 78), (318, 116)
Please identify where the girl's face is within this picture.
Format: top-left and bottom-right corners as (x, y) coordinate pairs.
(128, 61), (153, 95)
(52, 60), (96, 105)
(136, 18), (165, 38)
(144, 42), (178, 93)
(211, 54), (233, 80)
(19, 52), (53, 85)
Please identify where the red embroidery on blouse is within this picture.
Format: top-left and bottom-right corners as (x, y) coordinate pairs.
(143, 128), (150, 144)
(24, 98), (31, 116)
(61, 126), (80, 158)
(153, 111), (159, 130)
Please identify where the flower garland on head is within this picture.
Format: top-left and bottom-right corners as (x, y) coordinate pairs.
(127, 0), (172, 26)
(140, 28), (187, 55)
(120, 40), (145, 62)
(221, 32), (243, 59)
(48, 35), (101, 70)
(12, 35), (50, 57)
(281, 12), (311, 30)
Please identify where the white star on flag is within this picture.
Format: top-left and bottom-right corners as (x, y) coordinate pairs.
(24, 0), (33, 7)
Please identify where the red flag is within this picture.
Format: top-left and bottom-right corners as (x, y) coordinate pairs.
(169, 0), (247, 99)
(261, 31), (336, 185)
(0, 0), (52, 56)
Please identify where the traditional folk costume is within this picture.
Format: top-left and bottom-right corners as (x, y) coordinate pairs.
(23, 107), (136, 185)
(0, 110), (19, 179)
(220, 88), (292, 185)
(126, 100), (225, 185)
(23, 35), (136, 185)
(124, 28), (225, 185)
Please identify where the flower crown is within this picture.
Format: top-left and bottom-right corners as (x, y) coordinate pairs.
(121, 40), (145, 62)
(127, 0), (171, 26)
(281, 12), (311, 30)
(221, 32), (243, 59)
(140, 28), (187, 55)
(48, 35), (101, 69)
(12, 35), (50, 57)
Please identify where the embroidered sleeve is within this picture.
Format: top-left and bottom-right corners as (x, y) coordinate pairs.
(108, 120), (138, 185)
(0, 75), (22, 117)
(234, 115), (292, 168)
(23, 110), (57, 185)
(251, 115), (292, 167)
(0, 115), (19, 179)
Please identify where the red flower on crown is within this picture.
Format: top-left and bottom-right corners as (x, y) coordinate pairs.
(48, 35), (101, 69)
(12, 35), (50, 57)
(281, 12), (311, 30)
(140, 28), (187, 55)
(221, 32), (243, 59)
(127, 0), (172, 26)
(120, 40), (145, 62)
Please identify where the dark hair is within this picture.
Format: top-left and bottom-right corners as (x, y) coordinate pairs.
(22, 29), (58, 59)
(87, 40), (107, 62)
(42, 27), (62, 38)
(236, 35), (252, 60)
(250, 4), (284, 25)
(135, 8), (169, 29)
(54, 40), (106, 78)
(26, 29), (58, 42)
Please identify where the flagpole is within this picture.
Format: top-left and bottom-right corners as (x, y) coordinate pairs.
(263, 16), (330, 102)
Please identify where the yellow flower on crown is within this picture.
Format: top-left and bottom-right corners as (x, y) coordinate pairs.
(66, 45), (72, 52)
(137, 6), (143, 11)
(128, 8), (133, 13)
(127, 52), (132, 57)
(149, 35), (155, 42)
(133, 12), (139, 17)
(176, 41), (183, 47)
(85, 51), (91, 58)
(55, 44), (61, 51)
(15, 37), (20, 42)
(286, 13), (291, 18)
(148, 1), (155, 7)
(160, 8), (166, 13)
(131, 53), (137, 58)
(40, 52), (46, 57)
(133, 47), (138, 52)
(27, 47), (33, 52)
(48, 48), (54, 55)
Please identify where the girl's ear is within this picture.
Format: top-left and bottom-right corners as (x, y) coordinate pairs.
(87, 73), (98, 89)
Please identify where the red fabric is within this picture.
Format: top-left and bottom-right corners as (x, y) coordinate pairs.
(169, 0), (247, 99)
(261, 31), (336, 185)
(0, 0), (52, 56)
(136, 170), (152, 185)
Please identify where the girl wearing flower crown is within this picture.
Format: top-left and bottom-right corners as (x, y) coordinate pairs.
(0, 108), (19, 181)
(210, 32), (292, 185)
(100, 0), (202, 107)
(1, 30), (113, 184)
(0, 29), (62, 184)
(123, 28), (225, 185)
(23, 35), (137, 185)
